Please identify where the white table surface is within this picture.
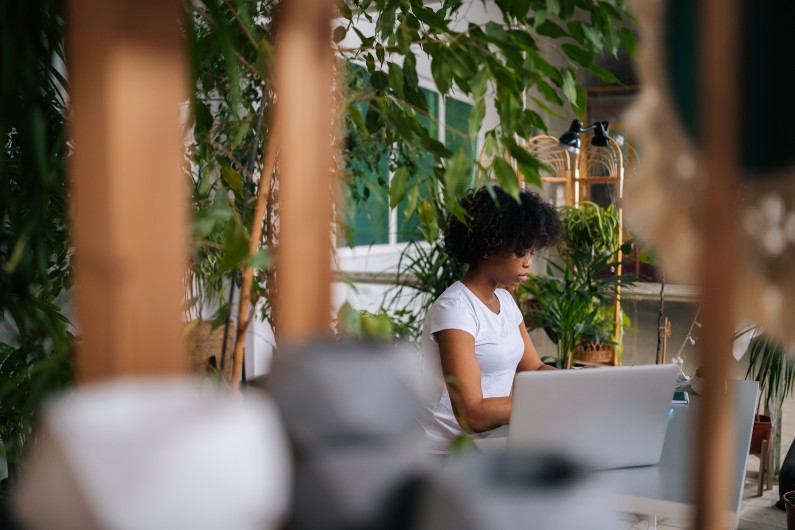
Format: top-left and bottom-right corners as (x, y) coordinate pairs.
(474, 379), (759, 528)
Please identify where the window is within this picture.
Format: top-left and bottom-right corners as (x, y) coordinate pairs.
(340, 79), (475, 248)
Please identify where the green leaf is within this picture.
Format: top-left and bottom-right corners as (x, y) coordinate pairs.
(485, 21), (507, 40)
(403, 51), (419, 89)
(536, 20), (566, 38)
(339, 2), (353, 19)
(403, 185), (420, 223)
(220, 223), (249, 272)
(220, 166), (244, 194)
(195, 170), (212, 199)
(534, 78), (564, 107)
(443, 148), (472, 204)
(333, 25), (347, 43)
(468, 99), (486, 138)
(561, 69), (577, 105)
(418, 199), (439, 243)
(366, 102), (383, 133)
(448, 433), (476, 457)
(230, 117), (251, 150)
(573, 84), (587, 118)
(371, 70), (388, 90)
(389, 167), (409, 208)
(582, 25), (604, 52)
(194, 100), (213, 135)
(247, 248), (272, 269)
(492, 157), (519, 199)
(562, 43), (591, 67)
(619, 27), (637, 57)
(566, 21), (586, 45)
(533, 9), (547, 28)
(414, 6), (447, 31)
(587, 63), (620, 85)
(430, 53), (452, 95)
(446, 44), (476, 81)
(470, 69), (489, 101)
(361, 313), (393, 341)
(387, 62), (404, 94)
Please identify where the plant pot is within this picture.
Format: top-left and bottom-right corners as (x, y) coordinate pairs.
(574, 342), (615, 364)
(783, 490), (795, 530)
(750, 415), (773, 455)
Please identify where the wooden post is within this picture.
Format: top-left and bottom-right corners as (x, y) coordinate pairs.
(67, 0), (189, 382)
(611, 136), (625, 366)
(274, 0), (337, 343)
(694, 0), (740, 527)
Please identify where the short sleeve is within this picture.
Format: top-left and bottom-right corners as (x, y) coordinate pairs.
(498, 289), (523, 326)
(428, 298), (478, 340)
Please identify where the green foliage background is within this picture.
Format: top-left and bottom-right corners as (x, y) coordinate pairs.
(0, 0), (636, 467)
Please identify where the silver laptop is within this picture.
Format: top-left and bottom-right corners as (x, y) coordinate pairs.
(506, 364), (680, 470)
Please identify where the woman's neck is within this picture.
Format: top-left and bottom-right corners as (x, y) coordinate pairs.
(462, 266), (498, 301)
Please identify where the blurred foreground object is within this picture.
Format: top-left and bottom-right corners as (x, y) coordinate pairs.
(13, 378), (292, 530)
(418, 453), (617, 530)
(67, 0), (189, 382)
(625, 0), (795, 342)
(627, 1), (743, 528)
(269, 340), (430, 530)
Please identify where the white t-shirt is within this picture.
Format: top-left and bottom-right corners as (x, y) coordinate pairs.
(419, 281), (525, 452)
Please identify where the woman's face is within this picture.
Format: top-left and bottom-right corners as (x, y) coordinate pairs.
(482, 248), (534, 287)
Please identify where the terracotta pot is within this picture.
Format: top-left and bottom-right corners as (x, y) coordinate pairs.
(783, 490), (795, 530)
(750, 415), (772, 455)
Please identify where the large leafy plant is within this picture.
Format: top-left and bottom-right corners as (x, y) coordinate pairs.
(186, 0), (636, 324)
(735, 327), (795, 417)
(521, 202), (632, 368)
(0, 1), (75, 471)
(0, 0), (637, 464)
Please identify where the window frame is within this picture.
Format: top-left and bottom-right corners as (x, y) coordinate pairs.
(337, 75), (477, 258)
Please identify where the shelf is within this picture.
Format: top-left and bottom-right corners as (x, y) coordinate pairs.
(622, 282), (699, 303)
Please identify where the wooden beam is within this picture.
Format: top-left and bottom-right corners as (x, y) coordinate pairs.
(274, 0), (337, 342)
(694, 0), (740, 527)
(67, 0), (189, 382)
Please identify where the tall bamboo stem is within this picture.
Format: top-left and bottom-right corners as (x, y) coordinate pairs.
(230, 125), (279, 391)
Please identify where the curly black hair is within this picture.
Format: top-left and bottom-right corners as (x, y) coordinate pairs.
(442, 186), (562, 267)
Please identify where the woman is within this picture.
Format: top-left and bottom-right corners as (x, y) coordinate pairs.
(420, 186), (563, 452)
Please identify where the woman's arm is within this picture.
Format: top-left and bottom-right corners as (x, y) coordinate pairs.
(516, 324), (556, 372)
(435, 328), (512, 433)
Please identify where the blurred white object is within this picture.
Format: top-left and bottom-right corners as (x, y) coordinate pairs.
(418, 453), (617, 530)
(732, 324), (756, 361)
(14, 378), (291, 530)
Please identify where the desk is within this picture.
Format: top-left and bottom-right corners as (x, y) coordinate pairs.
(475, 380), (758, 529)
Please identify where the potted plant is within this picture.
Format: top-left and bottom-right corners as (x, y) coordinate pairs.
(520, 202), (633, 368)
(783, 489), (795, 529)
(735, 326), (795, 495)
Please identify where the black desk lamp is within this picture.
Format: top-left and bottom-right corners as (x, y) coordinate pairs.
(558, 119), (610, 155)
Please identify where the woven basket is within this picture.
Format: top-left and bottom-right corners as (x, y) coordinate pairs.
(187, 320), (232, 379)
(573, 341), (615, 364)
